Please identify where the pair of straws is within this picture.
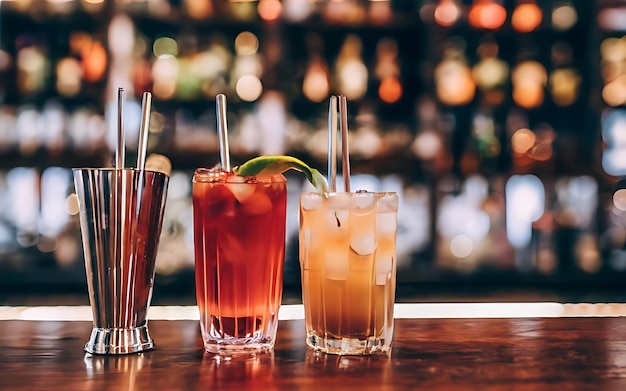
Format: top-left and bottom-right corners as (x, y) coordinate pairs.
(212, 93), (351, 194)
(327, 95), (351, 193)
(115, 87), (153, 172)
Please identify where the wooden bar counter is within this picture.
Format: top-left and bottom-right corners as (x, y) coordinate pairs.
(2, 306), (626, 390)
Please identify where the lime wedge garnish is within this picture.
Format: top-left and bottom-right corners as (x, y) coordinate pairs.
(233, 155), (328, 194)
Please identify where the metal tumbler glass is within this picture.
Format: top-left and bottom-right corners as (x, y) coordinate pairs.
(73, 168), (169, 355)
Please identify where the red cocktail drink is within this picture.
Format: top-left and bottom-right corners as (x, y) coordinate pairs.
(193, 167), (287, 354)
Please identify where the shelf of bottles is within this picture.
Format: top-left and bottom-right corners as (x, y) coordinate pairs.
(0, 0), (624, 293)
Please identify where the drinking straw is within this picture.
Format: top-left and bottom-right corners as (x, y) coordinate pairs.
(116, 87), (125, 170)
(136, 91), (152, 171)
(113, 87), (125, 314)
(339, 95), (351, 192)
(216, 94), (231, 172)
(327, 95), (338, 192)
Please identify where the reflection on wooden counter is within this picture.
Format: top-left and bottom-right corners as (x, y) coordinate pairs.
(2, 316), (626, 390)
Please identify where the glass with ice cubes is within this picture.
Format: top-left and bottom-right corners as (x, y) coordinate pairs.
(299, 190), (398, 355)
(192, 167), (287, 355)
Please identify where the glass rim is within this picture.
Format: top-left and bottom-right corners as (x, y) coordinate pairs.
(72, 167), (169, 176)
(193, 167), (287, 184)
(301, 191), (397, 196)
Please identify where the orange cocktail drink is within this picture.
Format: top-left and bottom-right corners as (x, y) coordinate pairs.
(300, 191), (398, 355)
(193, 167), (287, 354)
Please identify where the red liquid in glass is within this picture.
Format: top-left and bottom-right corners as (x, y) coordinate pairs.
(192, 168), (286, 352)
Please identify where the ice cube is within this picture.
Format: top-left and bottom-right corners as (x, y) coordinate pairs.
(326, 193), (352, 209)
(377, 193), (398, 213)
(301, 193), (322, 211)
(224, 176), (255, 203)
(349, 195), (376, 255)
(353, 192), (375, 212)
(350, 234), (377, 256)
(323, 243), (349, 280)
(241, 192), (272, 215)
(325, 209), (350, 239)
(376, 212), (397, 237)
(375, 253), (393, 285)
(193, 183), (235, 218)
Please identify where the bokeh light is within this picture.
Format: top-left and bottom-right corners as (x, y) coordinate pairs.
(236, 74), (263, 102)
(435, 58), (476, 106)
(153, 37), (179, 58)
(82, 41), (107, 82)
(152, 56), (179, 99)
(258, 0), (282, 21)
(56, 58), (82, 97)
(450, 234), (474, 258)
(468, 1), (507, 30)
(303, 61), (329, 102)
(552, 2), (577, 31)
(613, 189), (626, 211)
(185, 0), (213, 19)
(235, 31), (259, 56)
(378, 77), (402, 103)
(65, 193), (80, 216)
(512, 3), (543, 33)
(511, 128), (536, 154)
(434, 0), (461, 28)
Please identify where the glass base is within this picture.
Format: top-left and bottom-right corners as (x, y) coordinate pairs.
(84, 325), (154, 355)
(306, 333), (391, 356)
(203, 339), (274, 357)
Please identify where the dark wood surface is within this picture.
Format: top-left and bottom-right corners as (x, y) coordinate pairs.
(2, 317), (626, 390)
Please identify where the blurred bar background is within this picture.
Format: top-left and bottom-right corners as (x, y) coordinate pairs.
(0, 0), (625, 303)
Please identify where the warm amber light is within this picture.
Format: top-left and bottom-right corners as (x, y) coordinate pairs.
(529, 142), (552, 161)
(303, 61), (329, 102)
(185, 0), (213, 19)
(152, 57), (179, 100)
(258, 0), (282, 21)
(513, 83), (544, 109)
(56, 57), (81, 96)
(511, 128), (536, 154)
(511, 3), (543, 33)
(236, 74), (263, 102)
(552, 2), (577, 31)
(549, 68), (580, 107)
(368, 0), (392, 25)
(602, 76), (626, 107)
(469, 2), (507, 30)
(434, 0), (461, 28)
(82, 41), (107, 82)
(65, 194), (80, 216)
(512, 61), (547, 86)
(235, 31), (259, 56)
(413, 131), (442, 160)
(600, 37), (626, 64)
(436, 59), (476, 106)
(378, 76), (402, 103)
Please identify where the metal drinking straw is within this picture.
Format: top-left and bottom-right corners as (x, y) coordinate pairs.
(327, 95), (339, 192)
(327, 95), (351, 192)
(216, 94), (231, 172)
(339, 95), (351, 192)
(137, 91), (152, 172)
(113, 87), (125, 329)
(116, 88), (125, 170)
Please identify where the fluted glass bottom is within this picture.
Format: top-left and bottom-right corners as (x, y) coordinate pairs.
(84, 325), (154, 355)
(306, 333), (391, 356)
